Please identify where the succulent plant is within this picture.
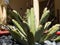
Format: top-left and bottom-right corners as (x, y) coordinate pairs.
(7, 7), (60, 45)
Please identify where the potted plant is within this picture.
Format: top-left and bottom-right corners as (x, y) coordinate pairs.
(6, 0), (60, 45)
(7, 7), (60, 45)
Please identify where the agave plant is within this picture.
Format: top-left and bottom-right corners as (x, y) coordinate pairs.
(7, 7), (60, 45)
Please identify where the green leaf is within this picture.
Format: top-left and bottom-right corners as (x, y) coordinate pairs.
(27, 8), (36, 36)
(44, 24), (60, 40)
(8, 25), (28, 45)
(44, 21), (51, 30)
(40, 9), (50, 25)
(12, 19), (27, 36)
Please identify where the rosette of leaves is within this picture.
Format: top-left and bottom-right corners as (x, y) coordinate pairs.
(7, 7), (60, 45)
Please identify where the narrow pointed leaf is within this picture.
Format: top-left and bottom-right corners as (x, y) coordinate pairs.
(12, 19), (27, 36)
(40, 9), (50, 25)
